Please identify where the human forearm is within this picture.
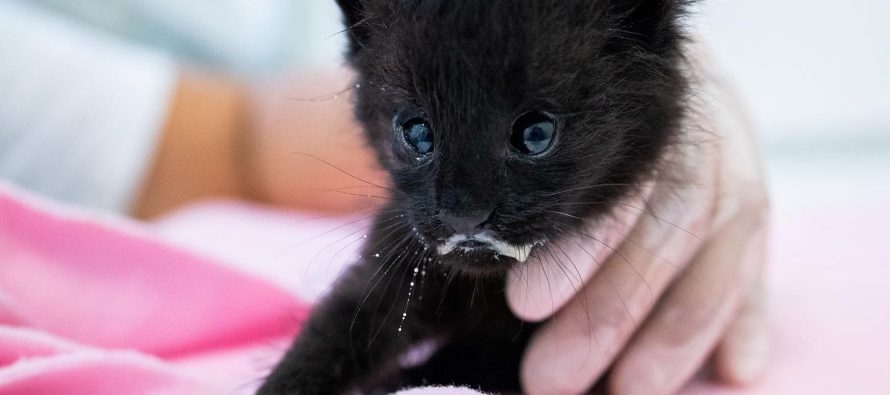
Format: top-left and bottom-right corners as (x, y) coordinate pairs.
(131, 71), (248, 219)
(132, 70), (387, 219)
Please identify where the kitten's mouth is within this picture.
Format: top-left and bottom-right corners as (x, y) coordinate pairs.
(435, 233), (543, 263)
(456, 240), (486, 249)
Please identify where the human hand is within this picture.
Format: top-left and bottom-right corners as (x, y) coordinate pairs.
(506, 61), (770, 395)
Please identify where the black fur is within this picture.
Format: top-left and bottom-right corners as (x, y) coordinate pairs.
(259, 1), (693, 393)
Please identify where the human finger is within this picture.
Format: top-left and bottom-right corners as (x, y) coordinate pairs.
(609, 210), (767, 395)
(518, 191), (710, 394)
(712, 273), (769, 385)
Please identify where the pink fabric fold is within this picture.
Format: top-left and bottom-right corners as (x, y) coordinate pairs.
(0, 185), (306, 356)
(0, 327), (220, 395)
(0, 184), (308, 394)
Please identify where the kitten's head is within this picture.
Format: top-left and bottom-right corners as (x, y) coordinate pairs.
(337, 0), (692, 276)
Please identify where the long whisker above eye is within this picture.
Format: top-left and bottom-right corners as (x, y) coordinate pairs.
(287, 84), (354, 102)
(280, 202), (382, 225)
(291, 151), (396, 193)
(326, 185), (391, 191)
(328, 190), (395, 200)
(323, 14), (376, 43)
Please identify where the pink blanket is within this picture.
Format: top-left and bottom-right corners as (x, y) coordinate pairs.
(1, 182), (887, 394)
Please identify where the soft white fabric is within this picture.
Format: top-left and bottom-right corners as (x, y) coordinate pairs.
(0, 1), (175, 212)
(19, 0), (338, 75)
(0, 0), (344, 213)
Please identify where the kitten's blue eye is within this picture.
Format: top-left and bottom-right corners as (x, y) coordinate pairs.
(401, 117), (434, 155)
(511, 112), (556, 155)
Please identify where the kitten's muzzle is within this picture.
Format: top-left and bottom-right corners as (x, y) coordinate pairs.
(439, 210), (492, 236)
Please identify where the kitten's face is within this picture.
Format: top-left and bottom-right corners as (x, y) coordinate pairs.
(338, 0), (689, 276)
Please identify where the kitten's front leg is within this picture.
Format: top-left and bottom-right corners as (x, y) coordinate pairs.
(258, 224), (431, 394)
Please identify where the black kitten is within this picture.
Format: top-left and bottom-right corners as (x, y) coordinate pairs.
(259, 0), (692, 393)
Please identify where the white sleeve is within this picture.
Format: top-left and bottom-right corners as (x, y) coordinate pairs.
(0, 1), (176, 213)
(24, 0), (346, 74)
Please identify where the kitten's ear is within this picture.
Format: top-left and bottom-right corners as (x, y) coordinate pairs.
(335, 0), (370, 55)
(611, 0), (695, 48)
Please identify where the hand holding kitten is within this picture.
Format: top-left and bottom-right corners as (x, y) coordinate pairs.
(507, 57), (769, 395)
(259, 2), (768, 393)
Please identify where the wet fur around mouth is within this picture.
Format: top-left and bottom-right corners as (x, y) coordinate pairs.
(435, 233), (544, 264)
(258, 1), (694, 393)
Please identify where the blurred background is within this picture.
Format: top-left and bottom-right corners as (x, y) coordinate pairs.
(1, 0), (888, 310)
(3, 0), (887, 211)
(696, 0), (889, 271)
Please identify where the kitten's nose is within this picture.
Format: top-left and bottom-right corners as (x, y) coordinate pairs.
(440, 210), (492, 236)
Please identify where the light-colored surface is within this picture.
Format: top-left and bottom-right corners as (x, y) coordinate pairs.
(695, 0), (890, 143)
